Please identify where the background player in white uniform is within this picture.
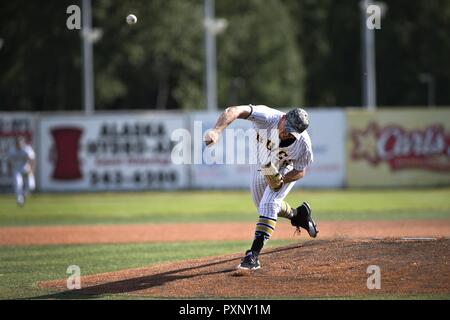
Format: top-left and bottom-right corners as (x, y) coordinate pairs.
(205, 105), (318, 270)
(7, 137), (36, 206)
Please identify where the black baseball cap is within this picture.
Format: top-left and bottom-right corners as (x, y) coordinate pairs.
(285, 108), (310, 140)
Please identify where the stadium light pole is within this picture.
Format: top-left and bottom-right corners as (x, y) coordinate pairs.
(204, 0), (218, 112)
(419, 73), (436, 108)
(203, 0), (227, 112)
(360, 0), (377, 111)
(81, 0), (94, 115)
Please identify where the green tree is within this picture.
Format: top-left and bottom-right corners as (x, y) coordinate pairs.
(284, 0), (450, 107)
(217, 0), (304, 108)
(92, 0), (204, 110)
(1, 0), (449, 111)
(283, 0), (361, 106)
(376, 0), (450, 106)
(0, 0), (82, 110)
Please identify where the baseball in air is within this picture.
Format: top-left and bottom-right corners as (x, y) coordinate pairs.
(126, 14), (137, 25)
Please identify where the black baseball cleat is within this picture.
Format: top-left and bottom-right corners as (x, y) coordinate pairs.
(291, 202), (318, 238)
(237, 250), (261, 270)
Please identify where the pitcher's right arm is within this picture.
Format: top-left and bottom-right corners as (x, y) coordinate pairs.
(204, 105), (252, 147)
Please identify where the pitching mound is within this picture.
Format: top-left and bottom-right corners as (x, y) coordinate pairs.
(38, 238), (450, 299)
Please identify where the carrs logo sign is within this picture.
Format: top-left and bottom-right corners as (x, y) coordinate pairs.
(351, 122), (450, 172)
(347, 109), (450, 187)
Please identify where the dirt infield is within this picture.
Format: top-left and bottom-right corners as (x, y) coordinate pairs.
(38, 238), (450, 298)
(1, 220), (450, 246)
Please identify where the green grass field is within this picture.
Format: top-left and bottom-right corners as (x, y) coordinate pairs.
(0, 188), (449, 300)
(0, 188), (449, 226)
(0, 240), (295, 300)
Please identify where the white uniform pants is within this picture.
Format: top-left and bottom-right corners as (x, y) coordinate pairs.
(13, 171), (35, 197)
(250, 166), (296, 220)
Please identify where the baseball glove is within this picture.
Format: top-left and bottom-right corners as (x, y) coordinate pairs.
(261, 162), (284, 192)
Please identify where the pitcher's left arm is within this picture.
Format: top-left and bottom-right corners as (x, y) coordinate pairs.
(283, 169), (306, 184)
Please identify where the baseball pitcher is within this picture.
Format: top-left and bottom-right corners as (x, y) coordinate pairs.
(205, 105), (318, 270)
(7, 137), (36, 207)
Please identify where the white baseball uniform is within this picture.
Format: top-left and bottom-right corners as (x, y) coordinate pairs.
(245, 105), (313, 220)
(8, 144), (36, 198)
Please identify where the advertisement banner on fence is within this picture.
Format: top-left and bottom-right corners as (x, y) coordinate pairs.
(189, 112), (254, 188)
(189, 109), (346, 189)
(0, 114), (36, 192)
(39, 114), (188, 191)
(347, 109), (450, 187)
(300, 109), (346, 188)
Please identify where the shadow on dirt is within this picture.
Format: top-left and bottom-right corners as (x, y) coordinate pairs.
(32, 243), (310, 299)
(31, 262), (237, 299)
(31, 243), (309, 299)
(30, 240), (450, 299)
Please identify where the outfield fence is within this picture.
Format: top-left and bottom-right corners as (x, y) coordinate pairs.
(0, 108), (449, 192)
